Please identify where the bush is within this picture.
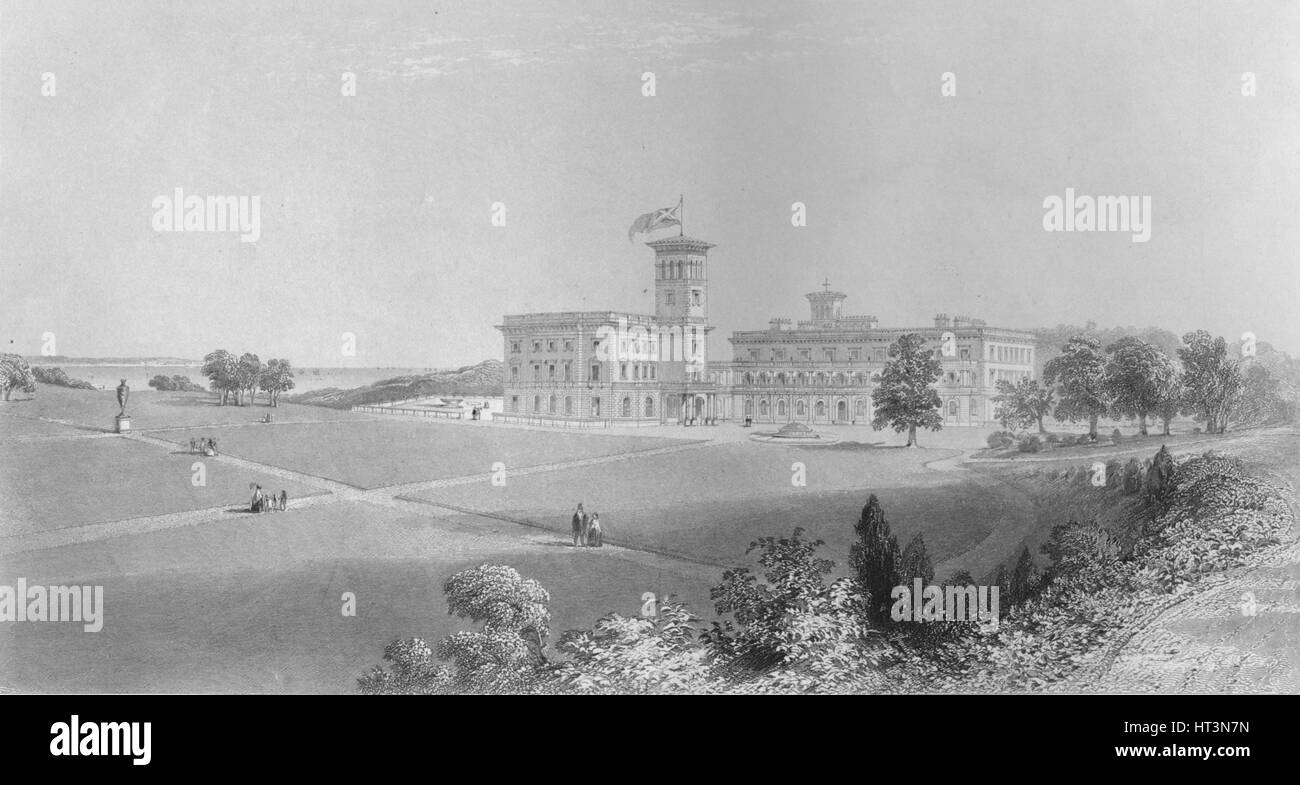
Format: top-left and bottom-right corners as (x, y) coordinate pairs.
(1110, 428), (1123, 445)
(1075, 434), (1093, 445)
(1018, 434), (1044, 453)
(987, 430), (1017, 450)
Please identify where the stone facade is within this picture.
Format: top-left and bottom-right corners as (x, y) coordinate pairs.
(497, 235), (1036, 426)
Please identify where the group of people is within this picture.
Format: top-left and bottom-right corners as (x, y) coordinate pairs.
(190, 437), (218, 456)
(570, 503), (603, 547)
(250, 484), (289, 513)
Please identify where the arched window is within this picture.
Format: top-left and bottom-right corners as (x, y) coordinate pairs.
(796, 399), (807, 416)
(777, 399), (788, 417)
(744, 398), (754, 416)
(533, 395), (540, 412)
(645, 397), (654, 417)
(565, 396), (573, 415)
(549, 364), (556, 379)
(759, 398), (769, 417)
(948, 400), (959, 417)
(744, 372), (754, 385)
(855, 398), (867, 417)
(548, 395), (556, 414)
(622, 397), (632, 417)
(815, 400), (826, 418)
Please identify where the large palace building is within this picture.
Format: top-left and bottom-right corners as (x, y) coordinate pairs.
(496, 234), (1036, 427)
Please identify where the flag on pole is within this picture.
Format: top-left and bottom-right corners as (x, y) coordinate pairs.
(627, 199), (681, 242)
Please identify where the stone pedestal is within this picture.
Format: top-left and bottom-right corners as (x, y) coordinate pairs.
(115, 414), (131, 433)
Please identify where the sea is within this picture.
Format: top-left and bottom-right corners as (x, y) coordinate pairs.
(47, 365), (435, 394)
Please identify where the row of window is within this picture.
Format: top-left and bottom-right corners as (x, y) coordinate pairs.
(742, 396), (983, 418)
(509, 394), (656, 418)
(739, 346), (978, 362)
(990, 345), (1033, 364)
(511, 362), (659, 382)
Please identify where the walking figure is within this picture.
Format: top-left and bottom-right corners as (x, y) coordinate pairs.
(571, 503), (588, 547)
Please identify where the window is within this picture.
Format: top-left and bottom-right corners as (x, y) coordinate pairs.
(798, 348), (811, 361)
(665, 292), (675, 306)
(532, 341), (541, 352)
(564, 363), (572, 382)
(548, 341), (556, 352)
(849, 349), (861, 361)
(960, 347), (970, 361)
(691, 290), (701, 306)
(622, 397), (632, 417)
(592, 340), (601, 353)
(774, 349), (786, 361)
(532, 395), (540, 412)
(777, 399), (788, 416)
(620, 363), (627, 380)
(565, 396), (573, 415)
(796, 400), (807, 416)
(749, 349), (760, 361)
(510, 366), (519, 381)
(548, 395), (556, 414)
(549, 364), (556, 379)
(645, 397), (654, 417)
(592, 397), (601, 416)
(590, 364), (600, 382)
(744, 398), (754, 416)
(649, 365), (656, 380)
(823, 349), (835, 362)
(532, 365), (540, 381)
(948, 400), (959, 417)
(759, 399), (769, 417)
(510, 395), (518, 411)
(511, 341), (521, 354)
(564, 340), (573, 352)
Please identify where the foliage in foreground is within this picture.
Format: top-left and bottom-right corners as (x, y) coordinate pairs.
(359, 449), (1292, 694)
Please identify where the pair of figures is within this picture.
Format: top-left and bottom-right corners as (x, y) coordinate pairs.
(570, 503), (603, 547)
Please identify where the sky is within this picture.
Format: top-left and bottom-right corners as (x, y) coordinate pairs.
(2, 0), (1297, 367)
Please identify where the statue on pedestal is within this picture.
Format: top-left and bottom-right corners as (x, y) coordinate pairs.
(116, 379), (130, 417)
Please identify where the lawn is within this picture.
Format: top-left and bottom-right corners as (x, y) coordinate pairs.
(152, 418), (694, 489)
(409, 441), (1005, 570)
(0, 499), (720, 693)
(0, 436), (324, 536)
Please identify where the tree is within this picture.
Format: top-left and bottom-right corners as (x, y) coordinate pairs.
(235, 353), (262, 406)
(434, 565), (552, 691)
(1043, 336), (1109, 440)
(992, 377), (1054, 433)
(0, 354), (37, 401)
(849, 495), (900, 625)
(1178, 330), (1242, 433)
(897, 533), (934, 586)
(1151, 363), (1183, 436)
(870, 333), (942, 447)
(1104, 337), (1169, 435)
(1234, 364), (1287, 427)
(202, 350), (239, 405)
(258, 358), (296, 407)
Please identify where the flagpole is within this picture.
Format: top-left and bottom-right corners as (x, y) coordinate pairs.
(679, 194), (684, 236)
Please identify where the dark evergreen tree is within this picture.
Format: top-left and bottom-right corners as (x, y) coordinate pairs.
(897, 533), (934, 586)
(849, 494), (900, 625)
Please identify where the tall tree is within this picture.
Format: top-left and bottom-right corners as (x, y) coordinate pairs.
(1151, 363), (1183, 436)
(1178, 330), (1242, 434)
(849, 495), (900, 625)
(1104, 337), (1168, 435)
(992, 377), (1054, 433)
(202, 350), (239, 406)
(1043, 336), (1109, 440)
(258, 358), (296, 407)
(235, 353), (262, 406)
(897, 533), (934, 586)
(870, 333), (942, 447)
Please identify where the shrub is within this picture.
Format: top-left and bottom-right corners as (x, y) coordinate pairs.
(1075, 434), (1092, 445)
(1110, 428), (1123, 444)
(1018, 434), (1043, 453)
(987, 430), (1017, 450)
